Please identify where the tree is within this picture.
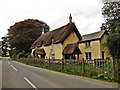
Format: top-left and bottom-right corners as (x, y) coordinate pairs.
(7, 19), (50, 53)
(2, 36), (8, 57)
(102, 1), (120, 34)
(102, 0), (120, 59)
(102, 0), (120, 82)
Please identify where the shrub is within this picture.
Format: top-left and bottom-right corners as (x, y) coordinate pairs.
(89, 70), (98, 76)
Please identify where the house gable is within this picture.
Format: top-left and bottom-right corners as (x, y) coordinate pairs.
(63, 31), (80, 49)
(79, 40), (101, 60)
(78, 29), (109, 60)
(43, 43), (63, 59)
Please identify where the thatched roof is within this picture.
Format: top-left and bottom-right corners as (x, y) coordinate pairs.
(33, 48), (46, 55)
(62, 43), (82, 55)
(31, 23), (82, 48)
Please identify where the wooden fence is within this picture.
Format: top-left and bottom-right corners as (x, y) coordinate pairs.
(17, 58), (114, 80)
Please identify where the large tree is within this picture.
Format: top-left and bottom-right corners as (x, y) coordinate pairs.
(7, 19), (50, 53)
(102, 1), (120, 34)
(102, 1), (120, 59)
(102, 0), (120, 82)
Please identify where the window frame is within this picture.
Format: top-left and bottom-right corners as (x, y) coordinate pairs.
(85, 41), (91, 48)
(85, 52), (92, 60)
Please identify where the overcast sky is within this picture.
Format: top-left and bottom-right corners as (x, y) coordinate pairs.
(0, 0), (104, 40)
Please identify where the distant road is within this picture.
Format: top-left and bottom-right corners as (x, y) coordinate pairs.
(2, 57), (118, 89)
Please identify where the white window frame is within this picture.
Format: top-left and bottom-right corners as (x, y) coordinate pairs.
(85, 52), (92, 60)
(85, 41), (91, 48)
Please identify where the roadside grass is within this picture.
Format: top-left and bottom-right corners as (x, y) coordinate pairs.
(13, 58), (114, 82)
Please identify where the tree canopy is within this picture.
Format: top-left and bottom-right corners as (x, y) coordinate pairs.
(102, 1), (120, 59)
(102, 1), (120, 34)
(7, 19), (50, 53)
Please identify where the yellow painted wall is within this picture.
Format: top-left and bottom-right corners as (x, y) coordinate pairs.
(43, 43), (63, 59)
(79, 33), (112, 60)
(63, 31), (79, 48)
(52, 43), (63, 59)
(100, 34), (111, 59)
(43, 31), (79, 59)
(32, 30), (112, 60)
(43, 45), (51, 59)
(32, 31), (80, 59)
(79, 40), (101, 60)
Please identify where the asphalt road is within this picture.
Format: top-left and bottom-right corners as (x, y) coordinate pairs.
(2, 57), (118, 89)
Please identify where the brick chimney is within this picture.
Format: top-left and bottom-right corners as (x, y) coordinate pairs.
(100, 23), (106, 31)
(69, 14), (72, 23)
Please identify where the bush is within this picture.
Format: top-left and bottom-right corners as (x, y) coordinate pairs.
(28, 54), (34, 58)
(89, 70), (98, 76)
(97, 72), (113, 81)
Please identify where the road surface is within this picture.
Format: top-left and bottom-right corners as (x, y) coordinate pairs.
(2, 57), (118, 89)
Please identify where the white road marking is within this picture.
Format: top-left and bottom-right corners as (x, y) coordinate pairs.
(24, 77), (37, 89)
(11, 65), (18, 71)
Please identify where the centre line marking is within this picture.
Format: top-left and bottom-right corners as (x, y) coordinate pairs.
(24, 77), (37, 89)
(11, 65), (18, 71)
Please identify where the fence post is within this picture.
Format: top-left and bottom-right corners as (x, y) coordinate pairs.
(95, 59), (98, 74)
(33, 58), (35, 64)
(61, 58), (64, 70)
(48, 58), (50, 67)
(82, 59), (85, 73)
(86, 60), (88, 74)
(102, 59), (105, 74)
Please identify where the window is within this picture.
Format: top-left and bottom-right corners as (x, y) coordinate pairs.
(85, 52), (92, 60)
(52, 54), (55, 60)
(85, 41), (91, 48)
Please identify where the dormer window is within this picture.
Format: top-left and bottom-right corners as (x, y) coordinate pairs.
(85, 41), (91, 48)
